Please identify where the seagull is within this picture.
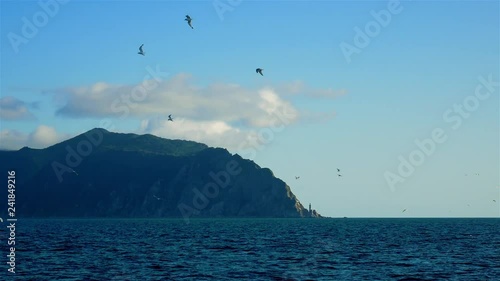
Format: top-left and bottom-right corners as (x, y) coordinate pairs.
(402, 209), (407, 213)
(70, 168), (78, 176)
(295, 176), (300, 180)
(138, 44), (145, 56)
(168, 114), (173, 122)
(185, 15), (194, 29)
(256, 68), (263, 76)
(153, 195), (162, 200)
(337, 168), (340, 172)
(337, 174), (342, 177)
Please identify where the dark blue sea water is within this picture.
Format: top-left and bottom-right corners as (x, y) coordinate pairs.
(2, 218), (499, 280)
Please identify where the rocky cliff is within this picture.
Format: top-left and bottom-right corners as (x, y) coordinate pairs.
(0, 128), (322, 220)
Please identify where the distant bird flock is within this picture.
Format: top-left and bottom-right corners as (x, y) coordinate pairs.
(136, 15), (264, 123)
(135, 15), (496, 212)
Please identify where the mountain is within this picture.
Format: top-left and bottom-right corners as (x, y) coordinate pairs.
(0, 128), (322, 220)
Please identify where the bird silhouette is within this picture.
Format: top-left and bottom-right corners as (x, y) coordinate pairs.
(153, 195), (162, 200)
(256, 68), (263, 76)
(402, 209), (407, 213)
(168, 114), (173, 122)
(295, 176), (300, 180)
(337, 174), (342, 177)
(138, 44), (145, 56)
(185, 15), (194, 29)
(337, 168), (340, 172)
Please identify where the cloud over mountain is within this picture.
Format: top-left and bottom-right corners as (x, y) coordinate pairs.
(0, 125), (69, 150)
(6, 74), (345, 151)
(51, 74), (303, 128)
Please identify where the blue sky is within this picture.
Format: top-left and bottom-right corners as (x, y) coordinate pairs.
(1, 0), (498, 217)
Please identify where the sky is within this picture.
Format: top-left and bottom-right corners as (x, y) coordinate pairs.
(0, 0), (498, 218)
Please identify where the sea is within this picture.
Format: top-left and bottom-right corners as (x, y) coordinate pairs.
(2, 218), (499, 280)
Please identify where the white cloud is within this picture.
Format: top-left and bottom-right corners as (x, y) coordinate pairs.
(36, 74), (346, 151)
(138, 109), (298, 152)
(51, 74), (301, 129)
(0, 130), (27, 150)
(28, 125), (60, 148)
(0, 125), (70, 150)
(50, 74), (340, 125)
(0, 96), (37, 121)
(138, 117), (250, 150)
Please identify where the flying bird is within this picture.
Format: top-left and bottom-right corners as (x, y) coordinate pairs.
(494, 200), (497, 203)
(185, 15), (194, 29)
(70, 168), (78, 176)
(138, 44), (145, 56)
(337, 174), (342, 177)
(256, 68), (263, 76)
(402, 209), (407, 213)
(168, 114), (173, 122)
(295, 176), (300, 180)
(153, 195), (162, 201)
(337, 168), (340, 172)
